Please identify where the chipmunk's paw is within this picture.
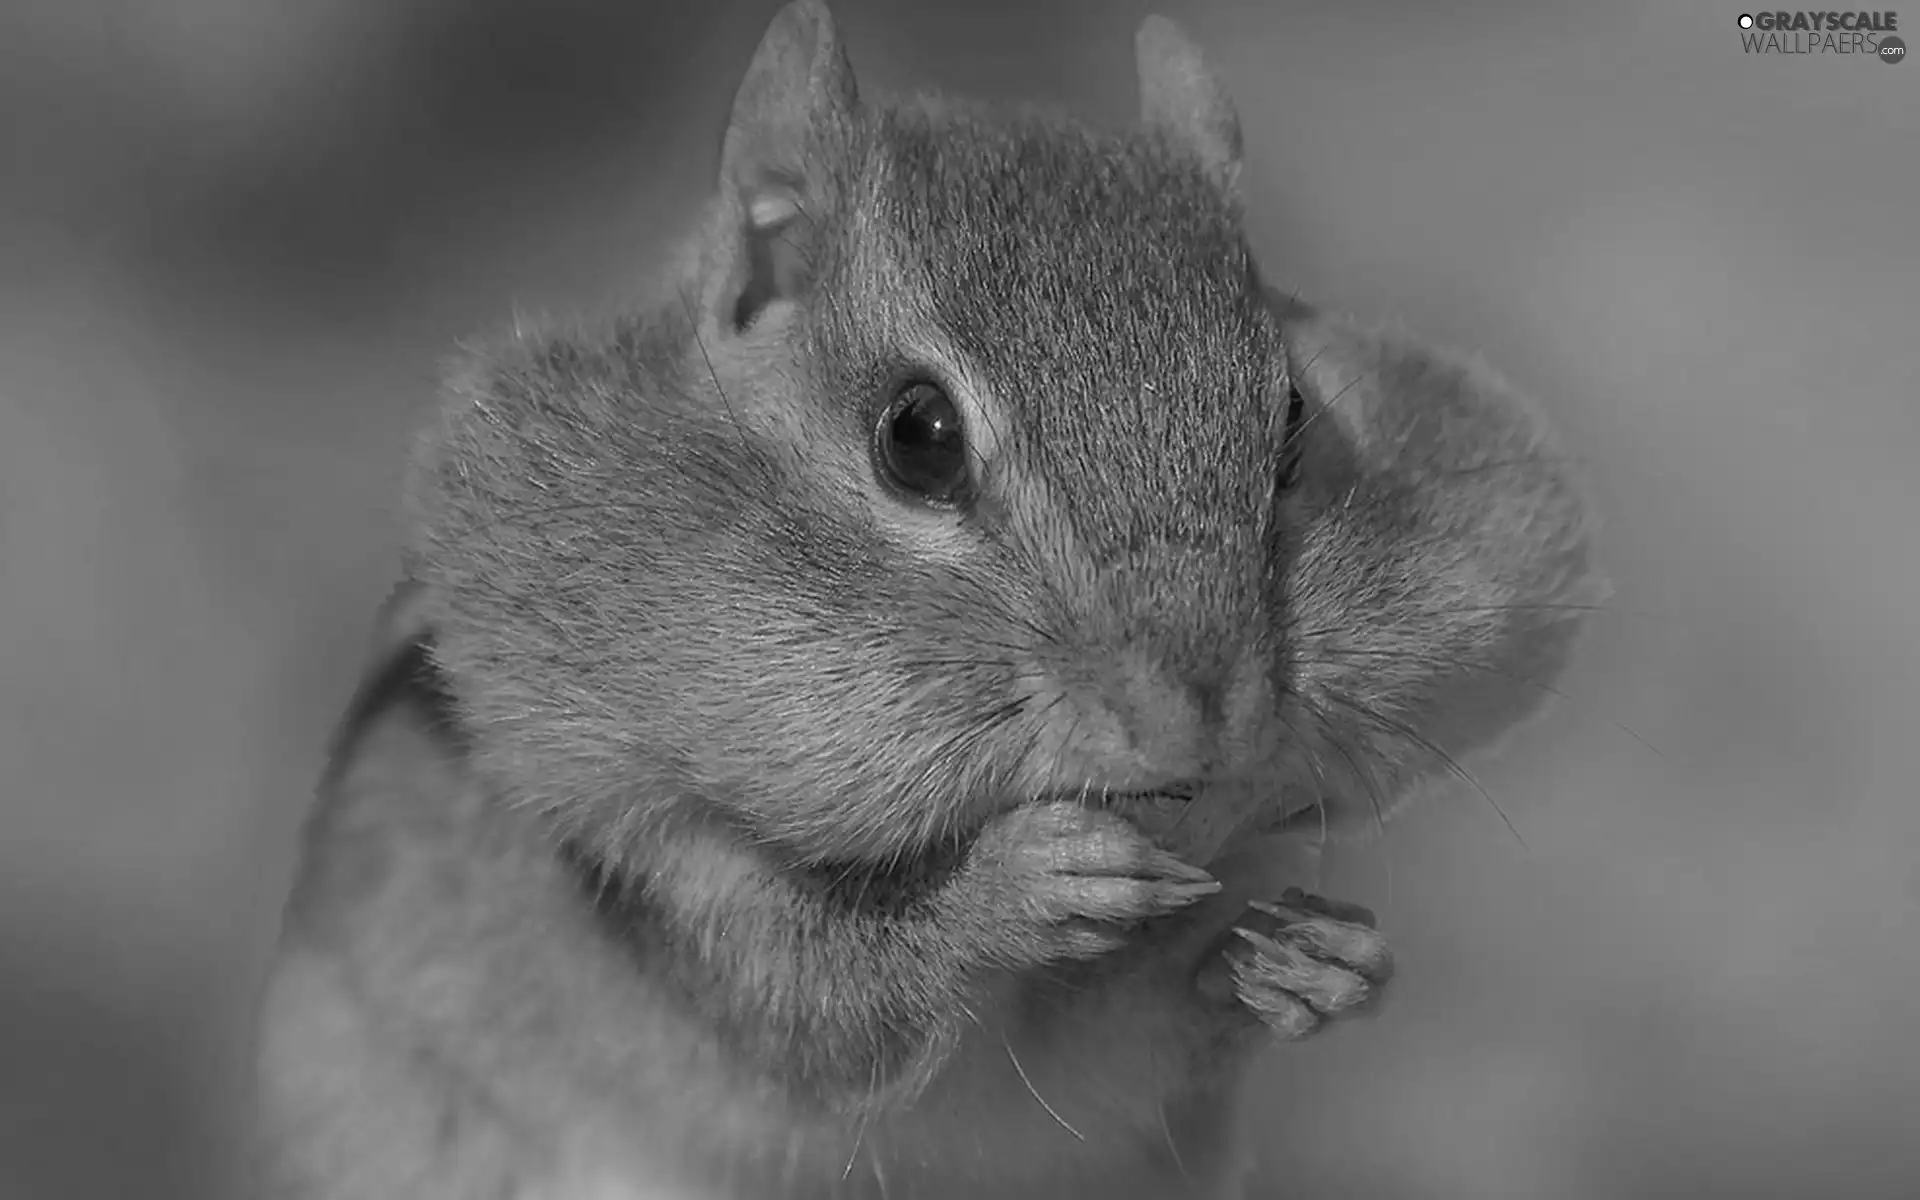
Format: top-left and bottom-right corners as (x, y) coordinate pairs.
(1197, 888), (1393, 1040)
(963, 800), (1221, 963)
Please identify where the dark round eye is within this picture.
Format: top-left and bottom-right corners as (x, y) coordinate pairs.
(874, 379), (970, 503)
(1276, 381), (1308, 491)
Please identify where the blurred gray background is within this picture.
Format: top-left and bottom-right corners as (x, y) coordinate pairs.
(2, 1), (1915, 1197)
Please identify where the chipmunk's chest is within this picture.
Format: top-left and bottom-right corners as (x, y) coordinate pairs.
(546, 854), (1290, 1200)
(517, 990), (1254, 1200)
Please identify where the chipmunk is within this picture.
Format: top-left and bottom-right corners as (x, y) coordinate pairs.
(251, 4), (1603, 1197)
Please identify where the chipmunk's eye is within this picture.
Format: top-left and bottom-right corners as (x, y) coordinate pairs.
(874, 379), (970, 504)
(1277, 381), (1307, 492)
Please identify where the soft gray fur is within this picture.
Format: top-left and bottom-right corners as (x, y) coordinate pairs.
(253, 4), (1603, 1198)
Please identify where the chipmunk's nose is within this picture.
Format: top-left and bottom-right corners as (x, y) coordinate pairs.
(1116, 653), (1215, 777)
(1112, 645), (1274, 780)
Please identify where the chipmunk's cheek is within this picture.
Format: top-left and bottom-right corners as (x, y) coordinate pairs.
(1006, 674), (1121, 795)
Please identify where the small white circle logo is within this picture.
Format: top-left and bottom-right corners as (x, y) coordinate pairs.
(1738, 13), (1755, 28)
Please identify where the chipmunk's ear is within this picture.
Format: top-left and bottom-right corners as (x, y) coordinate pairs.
(1136, 15), (1243, 207)
(710, 0), (861, 334)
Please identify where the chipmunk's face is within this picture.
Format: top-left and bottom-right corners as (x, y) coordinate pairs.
(410, 24), (1599, 871)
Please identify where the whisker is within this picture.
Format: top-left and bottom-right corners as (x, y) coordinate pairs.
(1422, 455), (1592, 479)
(1290, 699), (1403, 905)
(1306, 644), (1667, 761)
(1158, 1103), (1189, 1182)
(842, 1060), (876, 1181)
(1272, 705), (1331, 857)
(1042, 710), (1084, 801)
(1299, 698), (1392, 844)
(908, 698), (1030, 848)
(675, 285), (758, 464)
(1288, 598), (1676, 648)
(1016, 613), (1062, 648)
(892, 644), (1030, 665)
(1003, 1034), (1084, 1141)
(893, 658), (1018, 676)
(1287, 362), (1370, 446)
(911, 699), (1027, 787)
(1395, 601), (1616, 618)
(1320, 692), (1527, 849)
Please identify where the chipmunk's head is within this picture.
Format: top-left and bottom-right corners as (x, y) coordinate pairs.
(406, 1), (1603, 871)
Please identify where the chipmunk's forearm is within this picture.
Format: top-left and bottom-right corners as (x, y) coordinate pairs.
(631, 835), (1001, 1111)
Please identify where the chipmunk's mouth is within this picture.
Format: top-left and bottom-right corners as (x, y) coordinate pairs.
(1094, 781), (1337, 834)
(1097, 780), (1200, 805)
